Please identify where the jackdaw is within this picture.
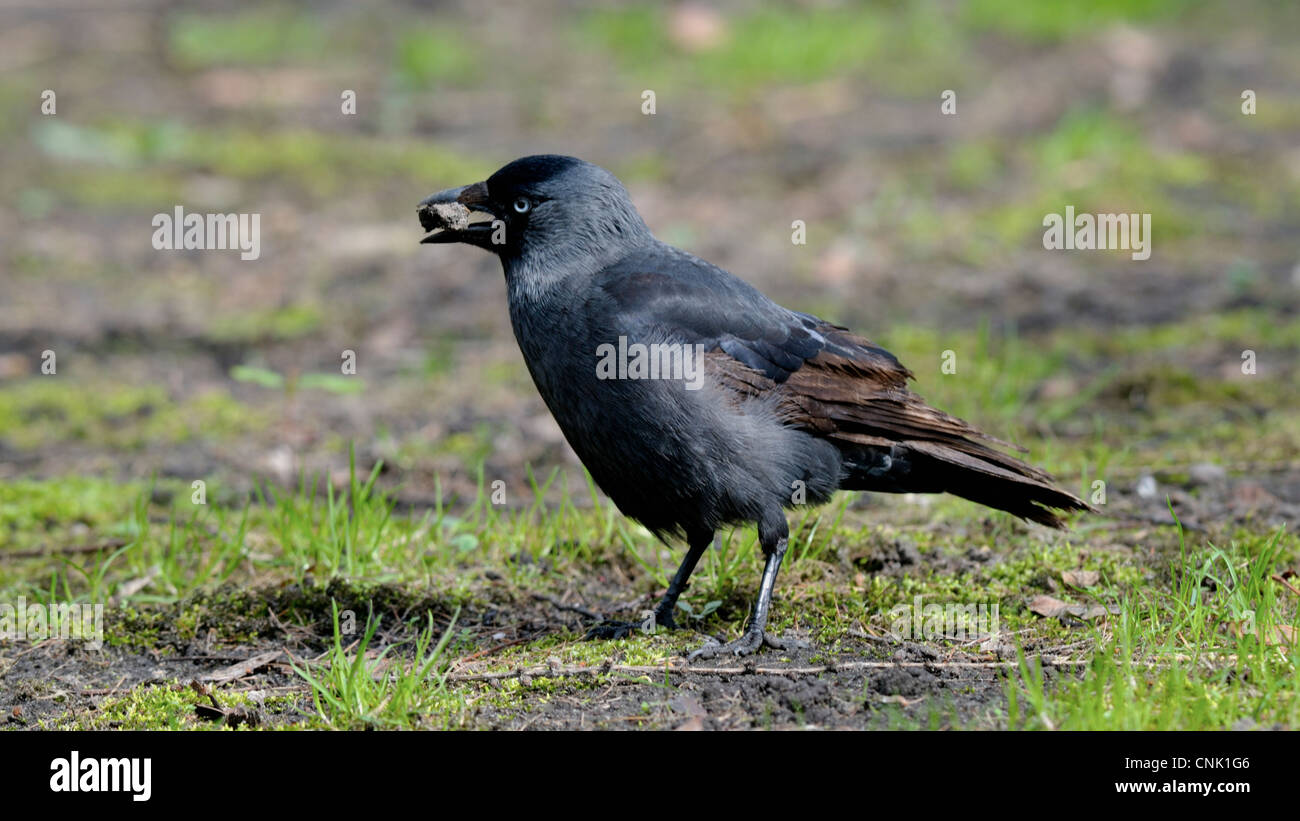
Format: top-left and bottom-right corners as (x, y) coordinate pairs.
(418, 155), (1089, 658)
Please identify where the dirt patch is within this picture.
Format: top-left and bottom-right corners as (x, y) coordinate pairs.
(466, 638), (1058, 730)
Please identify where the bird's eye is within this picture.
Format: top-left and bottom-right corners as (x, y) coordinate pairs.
(512, 197), (531, 214)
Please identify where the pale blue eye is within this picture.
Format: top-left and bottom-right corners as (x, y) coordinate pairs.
(513, 198), (531, 214)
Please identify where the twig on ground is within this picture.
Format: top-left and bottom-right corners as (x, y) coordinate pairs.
(1271, 574), (1300, 598)
(530, 592), (599, 621)
(450, 635), (533, 668)
(445, 656), (1091, 683)
(198, 649), (282, 685)
(158, 655), (264, 663)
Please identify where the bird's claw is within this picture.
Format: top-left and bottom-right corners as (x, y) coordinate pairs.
(686, 629), (808, 661)
(584, 619), (646, 640)
(584, 610), (677, 640)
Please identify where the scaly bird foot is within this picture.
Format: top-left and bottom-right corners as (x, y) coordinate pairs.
(686, 628), (808, 661)
(584, 609), (678, 640)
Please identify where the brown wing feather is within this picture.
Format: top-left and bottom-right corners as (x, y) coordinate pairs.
(707, 326), (1092, 527)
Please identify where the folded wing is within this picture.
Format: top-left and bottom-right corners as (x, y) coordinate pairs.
(597, 245), (1091, 527)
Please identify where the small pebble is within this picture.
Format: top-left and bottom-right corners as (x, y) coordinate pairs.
(1188, 462), (1227, 484)
(1136, 475), (1158, 498)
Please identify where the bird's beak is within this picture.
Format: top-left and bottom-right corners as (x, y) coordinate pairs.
(417, 181), (498, 246)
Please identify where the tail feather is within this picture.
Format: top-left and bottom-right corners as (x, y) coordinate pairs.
(839, 436), (1092, 529)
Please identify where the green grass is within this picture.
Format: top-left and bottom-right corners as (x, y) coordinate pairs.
(31, 119), (489, 201)
(902, 107), (1220, 253)
(6, 307), (1297, 729)
(11, 465), (1297, 729)
(0, 377), (266, 451)
(577, 3), (964, 96)
(4, 307), (1295, 603)
(289, 601), (465, 729)
(574, 1), (1243, 97)
(165, 6), (483, 90)
(9, 446), (1296, 730)
(393, 27), (480, 89)
(1007, 521), (1298, 729)
(876, 308), (1299, 477)
(48, 685), (307, 730)
(167, 7), (341, 68)
(209, 305), (323, 345)
(963, 0), (1195, 42)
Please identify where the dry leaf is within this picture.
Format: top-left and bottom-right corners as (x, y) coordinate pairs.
(199, 650), (282, 685)
(1229, 621), (1299, 646)
(194, 702), (260, 728)
(1063, 570), (1100, 588)
(1029, 595), (1069, 618)
(111, 565), (162, 604)
(1029, 595), (1118, 622)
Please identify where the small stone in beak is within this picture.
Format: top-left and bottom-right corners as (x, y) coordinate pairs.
(418, 201), (472, 233)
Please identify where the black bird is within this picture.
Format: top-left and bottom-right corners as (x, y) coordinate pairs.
(418, 155), (1089, 658)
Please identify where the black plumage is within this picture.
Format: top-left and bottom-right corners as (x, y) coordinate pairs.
(419, 155), (1090, 657)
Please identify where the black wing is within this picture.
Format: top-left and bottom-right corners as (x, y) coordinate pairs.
(593, 242), (909, 385)
(591, 242), (1090, 527)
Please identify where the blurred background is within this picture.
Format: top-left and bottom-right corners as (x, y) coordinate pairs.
(1, 0), (1296, 523)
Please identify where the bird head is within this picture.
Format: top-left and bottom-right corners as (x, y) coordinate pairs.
(418, 155), (651, 272)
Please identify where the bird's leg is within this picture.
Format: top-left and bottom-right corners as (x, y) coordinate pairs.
(585, 531), (711, 640)
(688, 518), (807, 660)
(650, 532), (710, 629)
